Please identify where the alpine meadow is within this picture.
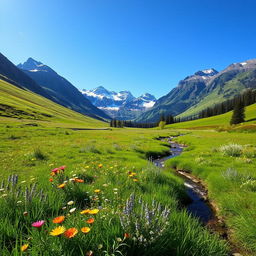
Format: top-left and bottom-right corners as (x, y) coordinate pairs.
(1, 1), (256, 255)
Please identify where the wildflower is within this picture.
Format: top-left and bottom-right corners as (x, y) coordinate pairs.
(80, 209), (90, 214)
(94, 189), (101, 193)
(58, 183), (66, 189)
(64, 228), (78, 238)
(98, 244), (103, 249)
(50, 226), (66, 236)
(53, 216), (65, 224)
(62, 206), (67, 210)
(21, 244), (29, 252)
(59, 165), (66, 170)
(50, 172), (55, 177)
(113, 188), (118, 191)
(81, 227), (91, 233)
(86, 251), (93, 256)
(69, 207), (76, 213)
(49, 178), (53, 182)
(51, 168), (59, 173)
(88, 209), (99, 215)
(98, 164), (103, 168)
(67, 200), (74, 205)
(32, 220), (45, 228)
(124, 233), (130, 238)
(23, 211), (28, 216)
(133, 179), (138, 182)
(86, 218), (95, 224)
(75, 178), (84, 183)
(116, 237), (122, 242)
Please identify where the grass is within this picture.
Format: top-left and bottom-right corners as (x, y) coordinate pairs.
(0, 79), (106, 128)
(166, 103), (256, 130)
(0, 122), (228, 255)
(166, 131), (256, 254)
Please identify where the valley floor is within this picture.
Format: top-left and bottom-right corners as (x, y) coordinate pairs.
(0, 116), (256, 255)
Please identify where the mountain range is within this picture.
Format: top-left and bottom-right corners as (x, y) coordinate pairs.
(1, 52), (256, 124)
(16, 58), (109, 120)
(81, 87), (156, 120)
(136, 59), (256, 122)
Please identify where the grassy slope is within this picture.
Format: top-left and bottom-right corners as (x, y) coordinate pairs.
(0, 79), (106, 128)
(166, 103), (256, 129)
(164, 104), (256, 254)
(166, 131), (256, 255)
(178, 71), (250, 118)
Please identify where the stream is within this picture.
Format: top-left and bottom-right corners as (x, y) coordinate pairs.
(153, 136), (243, 256)
(153, 136), (214, 224)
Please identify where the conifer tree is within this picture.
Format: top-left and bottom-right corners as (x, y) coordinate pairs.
(230, 100), (245, 125)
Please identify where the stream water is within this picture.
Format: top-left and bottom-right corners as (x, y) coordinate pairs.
(153, 136), (214, 224)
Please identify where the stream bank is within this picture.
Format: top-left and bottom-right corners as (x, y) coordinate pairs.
(153, 135), (243, 256)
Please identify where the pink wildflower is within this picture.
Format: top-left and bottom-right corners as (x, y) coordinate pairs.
(32, 220), (45, 228)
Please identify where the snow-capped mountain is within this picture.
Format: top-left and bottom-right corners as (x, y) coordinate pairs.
(81, 87), (156, 120)
(17, 58), (110, 120)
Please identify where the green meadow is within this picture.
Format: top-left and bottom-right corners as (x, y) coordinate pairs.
(1, 80), (256, 255)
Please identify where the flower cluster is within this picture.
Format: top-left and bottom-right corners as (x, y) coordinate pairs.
(120, 194), (171, 246)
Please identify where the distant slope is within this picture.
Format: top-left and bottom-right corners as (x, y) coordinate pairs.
(0, 79), (106, 128)
(136, 59), (256, 123)
(17, 58), (110, 120)
(179, 67), (256, 118)
(135, 69), (218, 122)
(0, 53), (53, 100)
(82, 86), (156, 120)
(166, 103), (256, 129)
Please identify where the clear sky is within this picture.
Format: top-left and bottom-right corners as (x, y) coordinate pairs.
(0, 0), (256, 98)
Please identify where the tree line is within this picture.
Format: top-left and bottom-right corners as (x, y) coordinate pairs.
(110, 89), (256, 128)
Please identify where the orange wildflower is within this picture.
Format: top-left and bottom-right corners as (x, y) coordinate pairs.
(98, 164), (103, 168)
(124, 232), (130, 238)
(75, 178), (84, 183)
(64, 228), (78, 238)
(81, 227), (91, 233)
(58, 183), (66, 189)
(21, 244), (29, 252)
(86, 218), (95, 224)
(49, 178), (53, 182)
(53, 216), (65, 224)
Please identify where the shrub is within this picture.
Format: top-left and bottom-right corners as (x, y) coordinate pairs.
(33, 148), (48, 160)
(219, 143), (243, 157)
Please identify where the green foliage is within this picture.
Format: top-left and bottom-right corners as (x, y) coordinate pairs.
(158, 121), (166, 130)
(230, 101), (245, 125)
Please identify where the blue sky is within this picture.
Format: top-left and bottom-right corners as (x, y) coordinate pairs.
(0, 0), (256, 98)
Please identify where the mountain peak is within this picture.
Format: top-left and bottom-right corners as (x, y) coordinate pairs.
(139, 93), (156, 101)
(18, 58), (43, 71)
(194, 68), (218, 77)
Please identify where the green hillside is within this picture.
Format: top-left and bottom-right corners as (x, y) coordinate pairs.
(178, 70), (256, 118)
(0, 79), (106, 128)
(167, 103), (256, 129)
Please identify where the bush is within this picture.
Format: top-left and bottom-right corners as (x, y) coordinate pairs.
(219, 143), (243, 157)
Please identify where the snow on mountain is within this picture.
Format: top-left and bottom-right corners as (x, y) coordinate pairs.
(17, 58), (54, 73)
(82, 86), (156, 120)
